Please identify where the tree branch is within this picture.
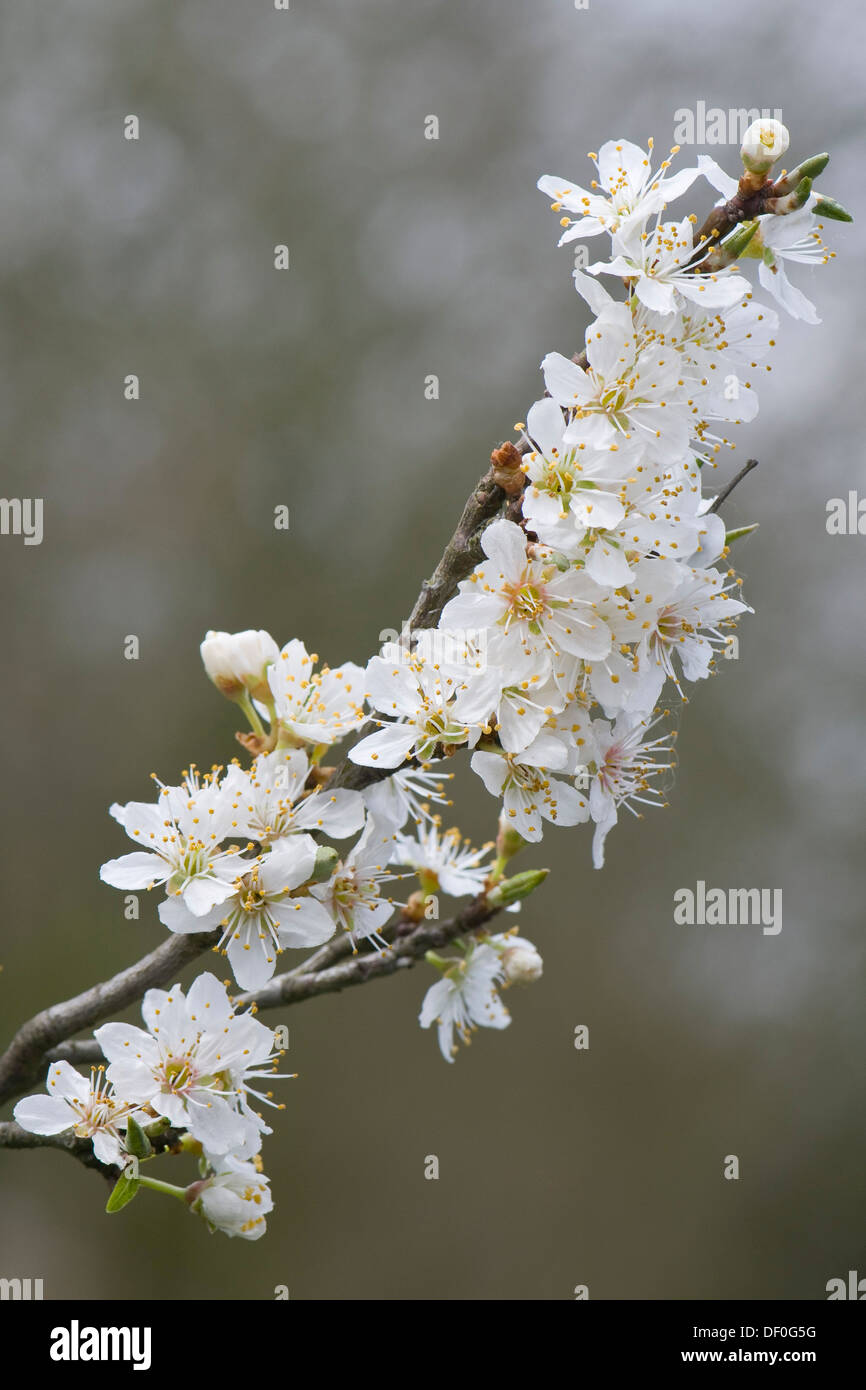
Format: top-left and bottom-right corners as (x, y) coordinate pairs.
(0, 895), (505, 1185)
(329, 461), (524, 794)
(0, 928), (220, 1109)
(236, 891), (503, 1011)
(709, 457), (759, 514)
(7, 895), (505, 1079)
(0, 439), (526, 1112)
(0, 1120), (116, 1178)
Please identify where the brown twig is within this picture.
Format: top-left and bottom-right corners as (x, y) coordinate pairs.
(709, 458), (759, 514)
(0, 928), (220, 1109)
(236, 892), (502, 1012)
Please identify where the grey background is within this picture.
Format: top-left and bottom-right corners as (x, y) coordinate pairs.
(0, 0), (863, 1300)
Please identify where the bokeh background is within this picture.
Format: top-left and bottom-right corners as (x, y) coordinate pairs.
(0, 0), (863, 1301)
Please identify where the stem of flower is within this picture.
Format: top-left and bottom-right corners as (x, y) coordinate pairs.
(238, 692), (266, 738)
(137, 1175), (189, 1202)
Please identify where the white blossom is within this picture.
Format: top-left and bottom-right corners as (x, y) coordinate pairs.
(440, 517), (613, 668)
(391, 821), (493, 898)
(157, 834), (336, 991)
(590, 218), (750, 315)
(495, 933), (544, 984)
(362, 765), (454, 832)
(94, 973), (284, 1160)
(471, 729), (590, 843)
(542, 306), (689, 458)
(754, 201), (830, 325)
(350, 648), (501, 768)
(101, 765), (249, 918)
(195, 1161), (274, 1240)
(234, 748), (364, 845)
(267, 639), (367, 746)
(538, 139), (700, 246)
(13, 1062), (143, 1168)
(740, 118), (789, 174)
(419, 942), (510, 1062)
(588, 714), (676, 868)
(308, 819), (404, 948)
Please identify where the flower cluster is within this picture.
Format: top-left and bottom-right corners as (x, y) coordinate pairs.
(15, 974), (283, 1239)
(351, 122), (839, 869)
(13, 119), (846, 1235)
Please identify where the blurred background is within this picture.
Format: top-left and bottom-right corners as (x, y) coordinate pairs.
(0, 0), (863, 1301)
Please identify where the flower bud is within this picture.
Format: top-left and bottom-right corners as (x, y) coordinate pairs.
(193, 1165), (273, 1239)
(311, 845), (339, 882)
(200, 629), (279, 702)
(740, 118), (789, 175)
(495, 821), (526, 864)
(501, 941), (543, 984)
(486, 867), (548, 908)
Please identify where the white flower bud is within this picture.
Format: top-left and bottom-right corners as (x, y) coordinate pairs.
(197, 1164), (273, 1240)
(740, 118), (789, 175)
(501, 941), (543, 984)
(200, 628), (279, 701)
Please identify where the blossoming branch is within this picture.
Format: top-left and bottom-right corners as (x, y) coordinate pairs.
(0, 118), (850, 1240)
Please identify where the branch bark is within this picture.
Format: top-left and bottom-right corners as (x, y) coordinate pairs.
(237, 891), (502, 1011)
(0, 440), (523, 1112)
(0, 1121), (116, 1178)
(708, 457), (759, 513)
(329, 459), (523, 794)
(0, 895), (504, 1177)
(0, 928), (220, 1109)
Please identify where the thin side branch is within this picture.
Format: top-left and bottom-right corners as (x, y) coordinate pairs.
(0, 1120), (115, 1178)
(0, 928), (220, 1109)
(237, 891), (502, 1011)
(0, 896), (504, 1182)
(709, 457), (759, 514)
(329, 463), (520, 794)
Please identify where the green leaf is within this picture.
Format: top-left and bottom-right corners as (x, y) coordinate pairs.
(719, 219), (759, 260)
(106, 1172), (141, 1213)
(725, 522), (760, 546)
(814, 195), (854, 223)
(124, 1115), (152, 1160)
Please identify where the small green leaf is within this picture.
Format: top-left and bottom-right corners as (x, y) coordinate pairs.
(725, 522), (760, 546)
(106, 1172), (141, 1213)
(719, 219), (759, 260)
(814, 194), (853, 223)
(787, 152), (830, 185)
(124, 1115), (152, 1160)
